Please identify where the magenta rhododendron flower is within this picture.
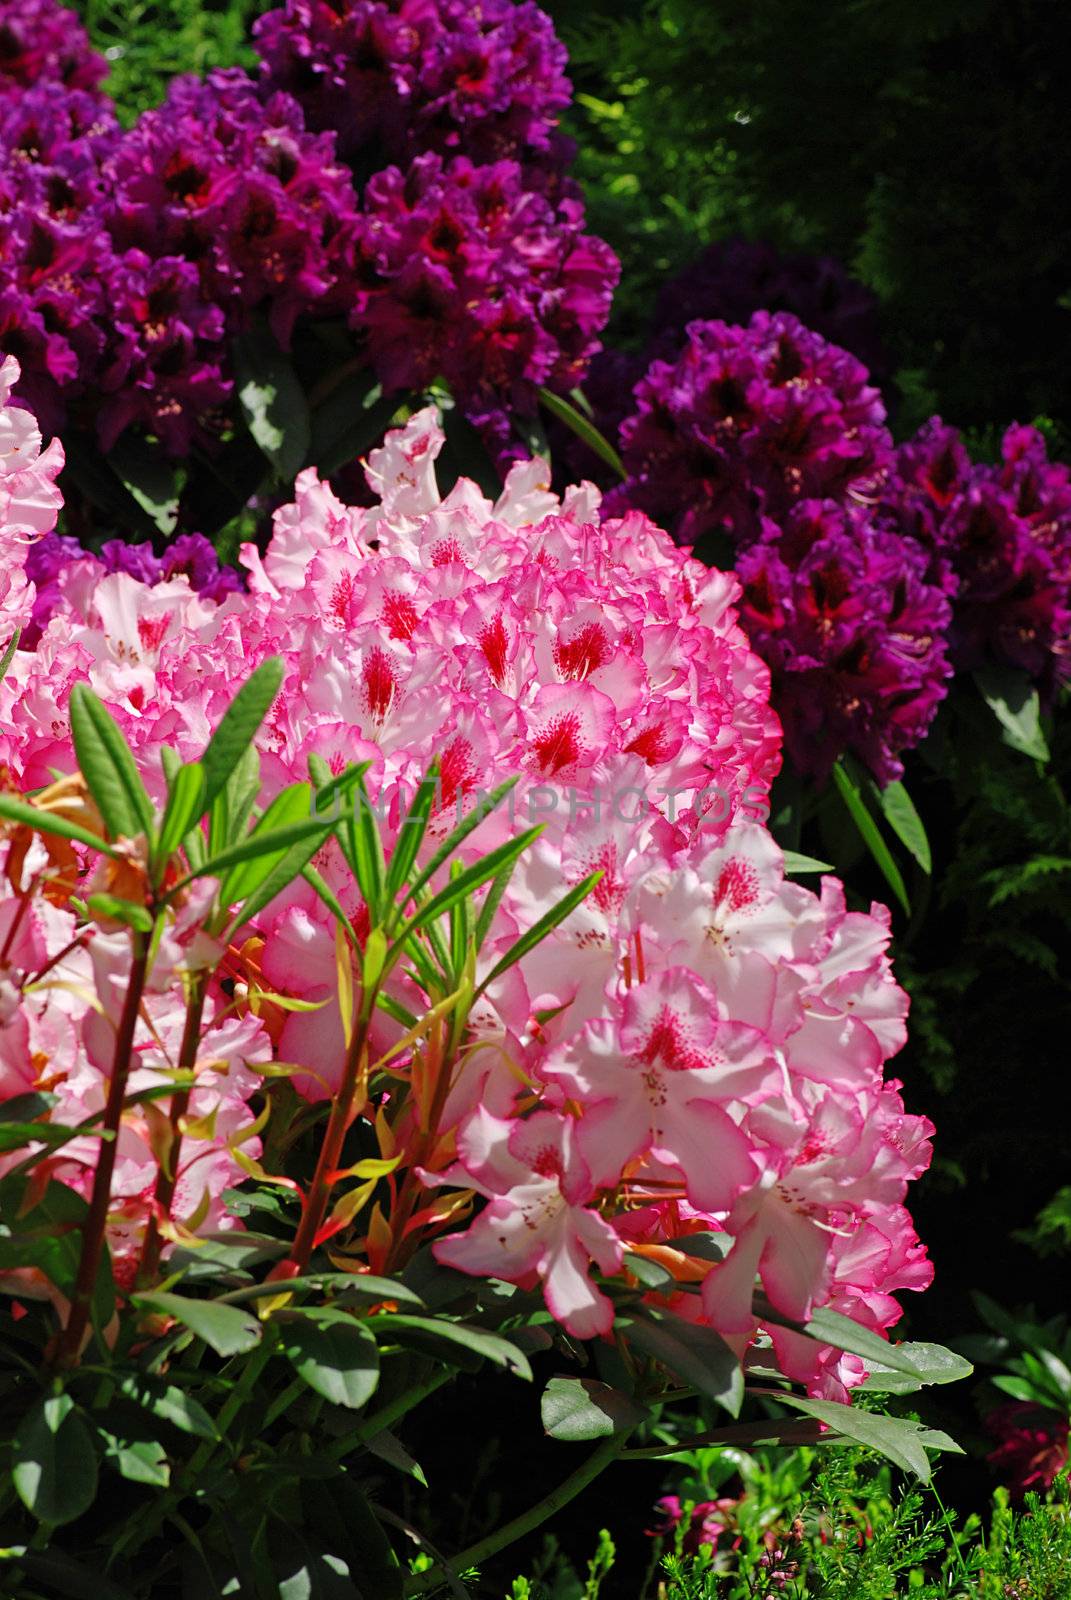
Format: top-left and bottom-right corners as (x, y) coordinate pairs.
(985, 1402), (1070, 1498)
(254, 0), (572, 173)
(1, 377), (933, 1391)
(608, 311), (892, 550)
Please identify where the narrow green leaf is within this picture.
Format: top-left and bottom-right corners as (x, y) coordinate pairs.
(69, 683), (155, 843)
(832, 760), (910, 916)
(280, 1309), (381, 1410)
(397, 825), (543, 948)
(175, 816), (334, 899)
(541, 1376), (648, 1441)
(623, 1308), (743, 1416)
(13, 1394), (99, 1525)
(974, 664), (1050, 761)
(781, 851), (834, 875)
(384, 763), (440, 904)
(234, 326), (312, 481)
(131, 1291), (262, 1356)
(770, 1393), (963, 1481)
(0, 792), (120, 857)
(201, 659), (283, 814)
(538, 386), (626, 480)
(873, 779), (932, 875)
(85, 894), (154, 933)
(301, 863), (363, 956)
(158, 762), (207, 863)
(0, 1091), (56, 1123)
(225, 825), (337, 938)
(0, 625), (21, 684)
(344, 775), (386, 920)
(475, 869), (602, 999)
(401, 776), (521, 911)
(364, 1428), (428, 1486)
(472, 859), (518, 952)
(218, 780), (314, 905)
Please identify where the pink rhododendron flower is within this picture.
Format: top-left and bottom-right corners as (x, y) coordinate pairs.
(0, 377), (933, 1378)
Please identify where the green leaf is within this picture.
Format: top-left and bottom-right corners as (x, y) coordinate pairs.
(402, 775), (521, 910)
(0, 792), (120, 857)
(200, 659), (283, 815)
(538, 386), (626, 480)
(218, 780), (316, 905)
(158, 762), (207, 864)
(59, 431), (159, 539)
(182, 815), (334, 898)
(0, 625), (21, 684)
(310, 377), (402, 479)
(475, 869), (602, 999)
(131, 1291), (263, 1356)
(234, 325), (312, 481)
(769, 1393), (963, 1481)
(13, 1393), (99, 1525)
(372, 1313), (532, 1379)
(99, 1427), (170, 1487)
(622, 1252), (675, 1291)
(873, 779), (932, 874)
(364, 1428), (428, 1485)
(0, 1120), (104, 1154)
(622, 1307), (743, 1416)
(974, 664), (1050, 762)
(781, 851), (834, 875)
(0, 1091), (56, 1123)
(218, 1272), (422, 1309)
(832, 760), (910, 916)
(68, 683), (155, 844)
(116, 1375), (218, 1440)
(85, 894), (154, 933)
(279, 1309), (380, 1410)
(398, 826), (543, 947)
(541, 1376), (648, 1441)
(858, 1341), (975, 1394)
(340, 775), (386, 920)
(0, 1547), (136, 1599)
(107, 434), (180, 535)
(384, 763), (440, 905)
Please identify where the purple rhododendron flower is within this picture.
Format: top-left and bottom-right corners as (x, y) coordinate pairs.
(0, 0), (108, 100)
(608, 312), (892, 549)
(351, 152), (618, 440)
(985, 1401), (1070, 1499)
(651, 237), (889, 382)
(736, 500), (953, 785)
(884, 419), (1071, 696)
(254, 0), (572, 174)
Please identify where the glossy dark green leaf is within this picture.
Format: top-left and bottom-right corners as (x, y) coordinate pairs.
(280, 1309), (380, 1410)
(108, 433), (180, 535)
(873, 779), (932, 874)
(69, 683), (155, 844)
(832, 760), (910, 916)
(200, 659), (282, 815)
(974, 664), (1050, 762)
(131, 1291), (262, 1356)
(60, 431), (159, 539)
(99, 1427), (170, 1486)
(311, 376), (401, 478)
(117, 1374), (218, 1439)
(0, 1546), (136, 1599)
(541, 1376), (648, 1441)
(364, 1428), (428, 1485)
(234, 325), (311, 481)
(13, 1393), (99, 1524)
(623, 1307), (743, 1415)
(372, 1313), (532, 1379)
(771, 1393), (963, 1481)
(538, 386), (626, 480)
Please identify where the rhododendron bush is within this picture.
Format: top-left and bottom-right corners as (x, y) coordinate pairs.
(0, 359), (971, 1593)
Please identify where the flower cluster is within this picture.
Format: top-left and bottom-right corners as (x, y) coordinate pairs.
(1, 378), (932, 1398)
(352, 153), (618, 453)
(886, 419), (1071, 696)
(650, 237), (888, 383)
(608, 312), (892, 551)
(0, 0), (107, 101)
(736, 500), (953, 784)
(253, 0), (572, 173)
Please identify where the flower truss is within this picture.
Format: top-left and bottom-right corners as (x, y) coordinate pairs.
(1, 366), (933, 1404)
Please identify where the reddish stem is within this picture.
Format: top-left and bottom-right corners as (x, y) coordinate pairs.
(52, 934), (151, 1367)
(137, 973), (208, 1286)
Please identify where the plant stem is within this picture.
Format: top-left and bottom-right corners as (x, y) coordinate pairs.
(402, 1428), (635, 1596)
(52, 931), (151, 1368)
(137, 971), (208, 1285)
(328, 1367), (452, 1459)
(286, 1002), (374, 1274)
